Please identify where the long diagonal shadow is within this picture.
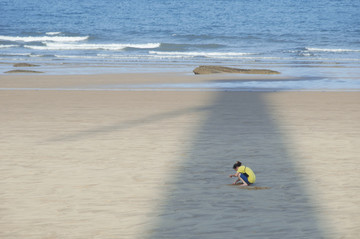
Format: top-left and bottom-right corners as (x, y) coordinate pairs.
(47, 106), (211, 142)
(146, 91), (324, 238)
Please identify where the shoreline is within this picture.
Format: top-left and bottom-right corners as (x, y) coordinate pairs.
(1, 57), (360, 80)
(1, 71), (359, 92)
(1, 59), (359, 93)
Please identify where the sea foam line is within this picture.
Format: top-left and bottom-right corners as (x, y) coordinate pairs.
(0, 44), (17, 48)
(0, 52), (32, 56)
(55, 54), (184, 59)
(0, 35), (89, 42)
(149, 51), (254, 57)
(46, 32), (61, 35)
(25, 42), (161, 50)
(306, 47), (360, 53)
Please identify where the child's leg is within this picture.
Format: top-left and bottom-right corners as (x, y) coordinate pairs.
(239, 174), (250, 186)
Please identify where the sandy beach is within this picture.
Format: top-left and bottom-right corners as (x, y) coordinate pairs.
(0, 73), (359, 238)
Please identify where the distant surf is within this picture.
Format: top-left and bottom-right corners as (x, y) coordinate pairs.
(306, 47), (360, 53)
(0, 35), (89, 42)
(24, 42), (161, 51)
(149, 51), (254, 58)
(0, 44), (17, 48)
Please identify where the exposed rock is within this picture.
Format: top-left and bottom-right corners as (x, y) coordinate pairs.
(5, 70), (44, 74)
(13, 63), (39, 67)
(193, 65), (280, 75)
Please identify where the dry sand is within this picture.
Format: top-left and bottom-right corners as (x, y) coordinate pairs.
(0, 73), (359, 238)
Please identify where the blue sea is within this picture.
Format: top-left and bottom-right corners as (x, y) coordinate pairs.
(1, 0), (360, 88)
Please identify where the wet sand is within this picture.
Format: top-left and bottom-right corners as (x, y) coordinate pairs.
(0, 73), (359, 238)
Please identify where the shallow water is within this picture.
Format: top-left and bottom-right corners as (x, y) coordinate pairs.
(1, 77), (360, 91)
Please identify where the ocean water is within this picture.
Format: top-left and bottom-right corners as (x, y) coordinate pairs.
(1, 0), (360, 85)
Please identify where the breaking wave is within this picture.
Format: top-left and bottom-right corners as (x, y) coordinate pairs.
(0, 44), (17, 48)
(149, 51), (254, 58)
(0, 35), (89, 42)
(306, 47), (360, 53)
(25, 42), (161, 50)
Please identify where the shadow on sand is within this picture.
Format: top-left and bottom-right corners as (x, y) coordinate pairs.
(146, 91), (324, 238)
(42, 89), (325, 238)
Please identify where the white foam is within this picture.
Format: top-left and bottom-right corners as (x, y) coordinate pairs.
(0, 35), (89, 42)
(0, 44), (17, 48)
(9, 53), (32, 56)
(55, 55), (99, 59)
(97, 53), (186, 59)
(46, 32), (61, 35)
(149, 51), (254, 57)
(0, 52), (31, 56)
(29, 54), (46, 57)
(54, 54), (175, 60)
(25, 42), (161, 50)
(306, 47), (360, 53)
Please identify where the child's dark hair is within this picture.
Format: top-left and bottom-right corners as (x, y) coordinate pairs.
(233, 161), (242, 169)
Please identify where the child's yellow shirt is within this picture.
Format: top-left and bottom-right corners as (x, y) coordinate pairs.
(237, 165), (256, 183)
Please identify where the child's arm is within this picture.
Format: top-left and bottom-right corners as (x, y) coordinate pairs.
(230, 172), (241, 184)
(233, 178), (240, 184)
